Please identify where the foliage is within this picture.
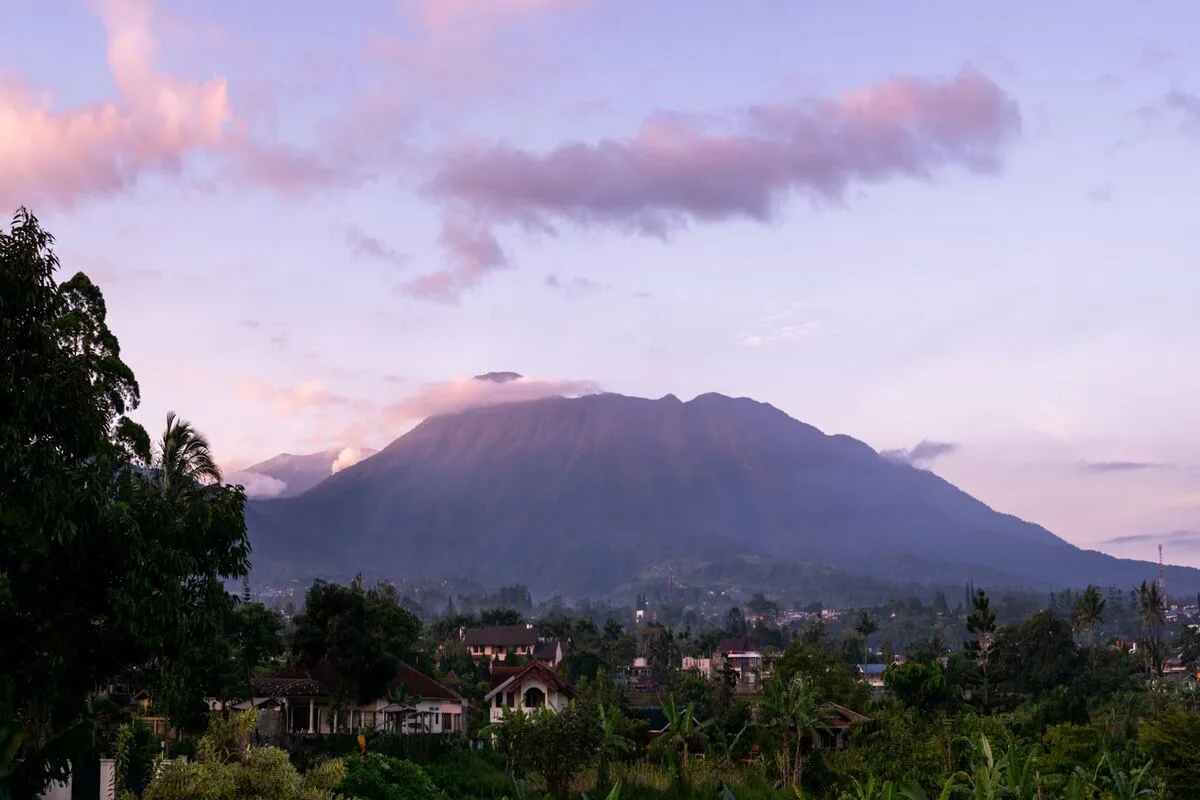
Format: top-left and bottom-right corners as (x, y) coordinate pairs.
(142, 711), (345, 800)
(883, 663), (952, 714)
(0, 208), (250, 797)
(773, 643), (868, 711)
(500, 703), (601, 799)
(1138, 709), (1200, 798)
(291, 578), (423, 704)
(337, 753), (440, 800)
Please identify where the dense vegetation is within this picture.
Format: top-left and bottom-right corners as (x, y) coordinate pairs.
(5, 209), (1200, 798)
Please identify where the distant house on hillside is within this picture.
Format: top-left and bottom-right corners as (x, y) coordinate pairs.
(245, 660), (467, 737)
(714, 638), (764, 686)
(461, 624), (564, 665)
(856, 663), (888, 689)
(484, 661), (577, 724)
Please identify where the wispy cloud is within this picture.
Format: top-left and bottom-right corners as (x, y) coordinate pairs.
(408, 69), (1022, 299)
(346, 225), (406, 268)
(1087, 183), (1114, 205)
(883, 439), (960, 467)
(1104, 530), (1200, 549)
(238, 378), (365, 417)
(1080, 460), (1166, 473)
(545, 274), (602, 300)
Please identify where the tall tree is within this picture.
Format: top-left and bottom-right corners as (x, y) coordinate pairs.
(854, 611), (879, 656)
(0, 209), (250, 798)
(966, 589), (998, 710)
(1073, 584), (1106, 657)
(1135, 580), (1166, 676)
(291, 579), (422, 705)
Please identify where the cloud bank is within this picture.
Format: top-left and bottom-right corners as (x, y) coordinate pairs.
(407, 69), (1021, 298)
(228, 470), (288, 499)
(384, 371), (601, 424)
(0, 0), (232, 210)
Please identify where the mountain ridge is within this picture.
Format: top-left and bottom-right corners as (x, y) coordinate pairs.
(245, 391), (1198, 596)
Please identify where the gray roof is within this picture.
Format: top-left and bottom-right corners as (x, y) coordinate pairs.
(462, 625), (540, 647)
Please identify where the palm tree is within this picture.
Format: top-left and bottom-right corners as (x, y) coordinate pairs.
(1135, 581), (1166, 676)
(155, 411), (222, 495)
(854, 612), (879, 657)
(1073, 585), (1106, 666)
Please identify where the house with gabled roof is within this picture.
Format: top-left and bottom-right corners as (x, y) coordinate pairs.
(246, 660), (467, 737)
(484, 661), (577, 725)
(460, 624), (564, 665)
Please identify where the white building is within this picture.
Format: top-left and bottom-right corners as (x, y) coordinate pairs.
(484, 661), (577, 725)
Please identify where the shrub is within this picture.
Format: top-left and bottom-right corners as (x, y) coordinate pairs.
(338, 753), (440, 800)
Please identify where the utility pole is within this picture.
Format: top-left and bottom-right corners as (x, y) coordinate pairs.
(1159, 544), (1167, 610)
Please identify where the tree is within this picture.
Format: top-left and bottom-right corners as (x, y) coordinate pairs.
(726, 606), (746, 636)
(501, 703), (600, 799)
(760, 673), (828, 789)
(291, 579), (422, 705)
(883, 663), (952, 714)
(155, 411), (222, 495)
(854, 611), (879, 655)
(0, 209), (251, 798)
(1135, 580), (1165, 676)
(142, 711), (344, 800)
(965, 589), (998, 710)
(234, 603), (285, 700)
(1073, 585), (1106, 659)
(1137, 710), (1200, 798)
(480, 607), (523, 626)
(1176, 625), (1200, 672)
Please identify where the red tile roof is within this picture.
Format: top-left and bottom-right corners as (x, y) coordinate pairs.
(389, 663), (461, 702)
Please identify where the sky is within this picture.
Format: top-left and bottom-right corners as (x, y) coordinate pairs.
(3, 0), (1199, 565)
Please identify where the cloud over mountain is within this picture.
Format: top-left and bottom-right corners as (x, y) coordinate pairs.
(882, 439), (960, 467)
(383, 372), (600, 424)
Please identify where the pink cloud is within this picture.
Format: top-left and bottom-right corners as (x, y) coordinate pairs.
(237, 378), (363, 417)
(400, 207), (507, 301)
(413, 0), (582, 29)
(410, 69), (1020, 299)
(0, 0), (232, 211)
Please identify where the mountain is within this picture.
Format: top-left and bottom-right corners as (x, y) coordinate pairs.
(245, 392), (1200, 596)
(232, 448), (378, 498)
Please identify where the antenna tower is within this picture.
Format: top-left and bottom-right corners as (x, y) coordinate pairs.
(1158, 544), (1167, 609)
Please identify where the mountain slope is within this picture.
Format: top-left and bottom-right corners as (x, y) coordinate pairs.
(232, 448), (378, 498)
(246, 392), (1197, 595)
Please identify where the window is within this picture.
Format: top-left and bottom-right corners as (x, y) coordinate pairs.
(506, 691), (516, 707)
(442, 713), (451, 730)
(523, 687), (546, 709)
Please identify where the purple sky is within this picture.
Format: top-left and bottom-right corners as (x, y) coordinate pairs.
(5, 0), (1199, 565)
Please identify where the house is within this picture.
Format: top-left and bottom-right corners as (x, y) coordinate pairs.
(461, 624), (564, 665)
(856, 664), (888, 689)
(681, 657), (713, 679)
(714, 638), (764, 685)
(817, 703), (870, 750)
(246, 660), (467, 737)
(484, 661), (577, 724)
